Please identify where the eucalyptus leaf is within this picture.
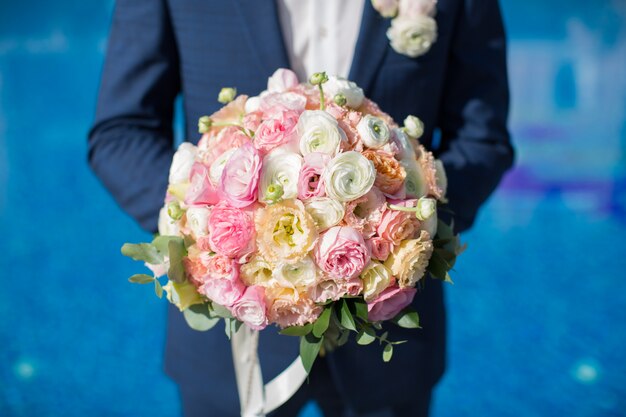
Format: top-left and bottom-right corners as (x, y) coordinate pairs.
(211, 303), (234, 319)
(167, 239), (187, 283)
(383, 344), (394, 362)
(152, 235), (180, 256)
(183, 304), (220, 331)
(339, 300), (356, 332)
(356, 329), (376, 345)
(312, 307), (332, 338)
(393, 310), (421, 329)
(280, 323), (313, 337)
(154, 279), (163, 298)
(128, 274), (154, 284)
(300, 333), (323, 374)
(121, 243), (162, 265)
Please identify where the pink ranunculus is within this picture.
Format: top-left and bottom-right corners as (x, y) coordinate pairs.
(297, 152), (330, 200)
(253, 110), (299, 155)
(376, 202), (419, 246)
(219, 143), (262, 208)
(208, 204), (256, 261)
(185, 162), (219, 206)
(366, 237), (393, 261)
(259, 92), (307, 115)
(314, 226), (370, 280)
(198, 255), (244, 307)
(230, 285), (268, 330)
(367, 286), (417, 322)
(267, 68), (299, 93)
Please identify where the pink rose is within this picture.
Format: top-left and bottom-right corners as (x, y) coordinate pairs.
(260, 92), (307, 115)
(297, 152), (330, 200)
(219, 143), (262, 208)
(242, 111), (263, 132)
(231, 285), (268, 330)
(343, 187), (387, 238)
(253, 110), (299, 154)
(185, 162), (219, 206)
(198, 126), (251, 167)
(376, 203), (419, 246)
(314, 226), (370, 280)
(366, 237), (392, 261)
(267, 68), (299, 93)
(198, 255), (245, 307)
(208, 204), (256, 261)
(367, 286), (416, 322)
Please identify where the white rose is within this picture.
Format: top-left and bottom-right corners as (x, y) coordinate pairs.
(387, 15), (438, 58)
(324, 151), (376, 202)
(304, 197), (345, 231)
(403, 115), (424, 139)
(209, 148), (236, 186)
(168, 142), (197, 184)
(273, 256), (318, 289)
(360, 261), (395, 302)
(245, 95), (262, 113)
(324, 76), (365, 108)
(267, 68), (299, 93)
(416, 197), (436, 221)
(185, 206), (211, 238)
(259, 149), (303, 202)
(357, 115), (391, 148)
(372, 0), (399, 18)
(158, 207), (180, 236)
(399, 0), (437, 18)
(434, 159), (448, 201)
(297, 110), (346, 156)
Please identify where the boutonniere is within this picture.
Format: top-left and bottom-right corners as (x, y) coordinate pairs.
(371, 0), (438, 58)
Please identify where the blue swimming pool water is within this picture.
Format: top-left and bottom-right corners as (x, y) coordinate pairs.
(1, 1), (625, 416)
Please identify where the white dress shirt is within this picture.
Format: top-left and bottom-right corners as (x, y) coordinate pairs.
(276, 0), (366, 81)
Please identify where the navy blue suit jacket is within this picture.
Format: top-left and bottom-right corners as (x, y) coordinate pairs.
(89, 0), (513, 414)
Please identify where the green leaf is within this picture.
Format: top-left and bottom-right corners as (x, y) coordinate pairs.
(128, 274), (154, 284)
(211, 303), (234, 319)
(299, 333), (323, 374)
(280, 323), (312, 336)
(183, 304), (220, 331)
(383, 344), (394, 362)
(379, 331), (389, 344)
(356, 329), (376, 345)
(444, 272), (454, 284)
(353, 299), (369, 322)
(152, 235), (180, 256)
(121, 243), (162, 265)
(339, 300), (356, 332)
(427, 250), (449, 281)
(337, 330), (350, 347)
(154, 279), (163, 298)
(312, 307), (332, 338)
(393, 309), (421, 329)
(167, 238), (187, 283)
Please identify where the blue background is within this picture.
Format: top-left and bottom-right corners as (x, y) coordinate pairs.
(1, 1), (625, 416)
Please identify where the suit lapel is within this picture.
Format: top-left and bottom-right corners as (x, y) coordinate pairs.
(348, 2), (391, 93)
(233, 0), (290, 77)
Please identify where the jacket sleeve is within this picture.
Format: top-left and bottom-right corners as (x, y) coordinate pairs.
(436, 0), (515, 233)
(88, 0), (181, 233)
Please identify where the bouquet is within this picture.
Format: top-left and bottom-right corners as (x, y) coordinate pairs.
(122, 69), (463, 375)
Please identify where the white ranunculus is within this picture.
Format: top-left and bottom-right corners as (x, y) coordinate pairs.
(267, 68), (299, 93)
(297, 110), (345, 156)
(273, 256), (318, 289)
(387, 15), (438, 58)
(403, 115), (424, 139)
(434, 159), (448, 201)
(209, 148), (236, 186)
(324, 76), (365, 108)
(399, 0), (437, 18)
(372, 0), (399, 18)
(357, 115), (391, 148)
(168, 142), (197, 184)
(360, 261), (395, 302)
(158, 207), (180, 236)
(416, 197), (436, 221)
(259, 149), (303, 202)
(401, 156), (429, 198)
(185, 206), (211, 238)
(324, 151), (376, 202)
(304, 197), (345, 231)
(245, 95), (262, 113)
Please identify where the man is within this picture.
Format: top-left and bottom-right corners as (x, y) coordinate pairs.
(88, 0), (514, 416)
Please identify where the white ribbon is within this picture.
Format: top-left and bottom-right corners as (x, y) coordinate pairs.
(231, 326), (309, 417)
